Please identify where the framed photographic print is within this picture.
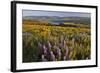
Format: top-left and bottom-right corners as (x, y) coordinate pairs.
(11, 1), (98, 72)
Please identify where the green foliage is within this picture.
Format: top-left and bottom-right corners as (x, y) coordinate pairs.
(22, 20), (91, 62)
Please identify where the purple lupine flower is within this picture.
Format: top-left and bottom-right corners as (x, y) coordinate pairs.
(45, 45), (51, 61)
(43, 45), (47, 55)
(72, 37), (75, 46)
(53, 45), (58, 58)
(59, 43), (64, 49)
(50, 51), (56, 61)
(38, 42), (42, 48)
(63, 56), (67, 60)
(63, 39), (67, 48)
(38, 42), (43, 54)
(59, 38), (67, 49)
(47, 41), (52, 49)
(56, 47), (61, 60)
(41, 54), (47, 61)
(46, 50), (51, 61)
(64, 46), (69, 57)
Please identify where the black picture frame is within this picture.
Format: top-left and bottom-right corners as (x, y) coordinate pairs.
(11, 1), (98, 72)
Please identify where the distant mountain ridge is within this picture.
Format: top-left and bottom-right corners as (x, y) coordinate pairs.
(23, 16), (91, 25)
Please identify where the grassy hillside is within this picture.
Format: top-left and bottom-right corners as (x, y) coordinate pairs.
(22, 20), (91, 63)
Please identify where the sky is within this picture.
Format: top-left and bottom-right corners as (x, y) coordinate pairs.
(23, 10), (91, 17)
